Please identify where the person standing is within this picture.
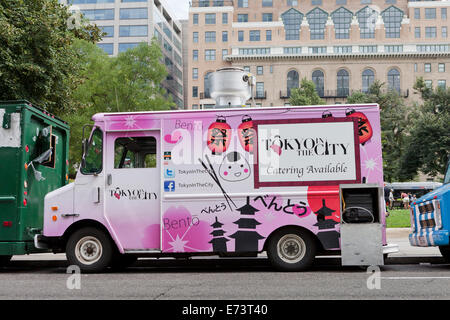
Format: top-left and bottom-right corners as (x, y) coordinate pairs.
(389, 189), (395, 210)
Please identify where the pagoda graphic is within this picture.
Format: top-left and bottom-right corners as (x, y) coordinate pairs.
(230, 197), (265, 252)
(313, 199), (340, 249)
(209, 216), (229, 252)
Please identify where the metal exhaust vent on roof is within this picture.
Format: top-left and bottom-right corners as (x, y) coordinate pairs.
(209, 67), (254, 108)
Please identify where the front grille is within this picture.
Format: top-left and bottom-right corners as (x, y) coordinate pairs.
(418, 202), (434, 214)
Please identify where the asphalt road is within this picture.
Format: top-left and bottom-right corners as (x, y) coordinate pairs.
(1, 258), (450, 300)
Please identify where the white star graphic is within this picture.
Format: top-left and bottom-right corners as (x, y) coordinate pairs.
(168, 235), (188, 252)
(124, 115), (136, 128)
(365, 159), (377, 171)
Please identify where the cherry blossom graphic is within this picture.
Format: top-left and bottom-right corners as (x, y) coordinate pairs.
(124, 115), (137, 129)
(162, 206), (212, 253)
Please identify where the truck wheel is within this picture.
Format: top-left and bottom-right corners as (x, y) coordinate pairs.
(439, 246), (450, 262)
(267, 228), (316, 272)
(66, 227), (114, 273)
(0, 255), (12, 267)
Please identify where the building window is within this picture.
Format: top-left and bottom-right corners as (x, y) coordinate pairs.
(243, 66), (251, 72)
(99, 26), (114, 37)
(192, 104), (199, 110)
(262, 13), (273, 21)
(281, 8), (303, 40)
(205, 13), (216, 24)
(385, 45), (403, 53)
(81, 9), (114, 20)
(284, 47), (302, 54)
(361, 0), (371, 3)
(193, 50), (198, 61)
(438, 80), (446, 89)
(387, 68), (400, 93)
(331, 7), (353, 39)
(442, 27), (448, 38)
(250, 30), (261, 41)
(439, 63), (445, 72)
(357, 6), (377, 39)
(97, 43), (114, 55)
(415, 27), (421, 38)
(287, 70), (299, 95)
(414, 8), (420, 19)
(359, 45), (377, 53)
(238, 0), (248, 8)
(239, 48), (270, 55)
(336, 0), (346, 4)
(307, 7), (328, 40)
(309, 46), (327, 54)
(205, 31), (216, 43)
(222, 49), (228, 60)
(334, 46), (352, 54)
(119, 43), (139, 52)
(312, 70), (324, 97)
(417, 44), (450, 52)
(193, 32), (198, 43)
(362, 69), (374, 93)
(193, 14), (199, 24)
(425, 27), (437, 38)
(205, 49), (216, 61)
(193, 68), (198, 80)
(382, 6), (403, 38)
(238, 14), (248, 22)
(425, 80), (432, 88)
(204, 72), (213, 98)
(442, 8), (447, 20)
(198, 0), (209, 6)
(424, 63), (431, 73)
(262, 0), (272, 7)
(222, 31), (228, 42)
(425, 8), (436, 19)
(119, 8), (148, 19)
(337, 69), (349, 97)
(414, 63), (418, 72)
(193, 86), (198, 98)
(266, 30), (272, 41)
(238, 30), (244, 41)
(119, 25), (148, 37)
(255, 82), (265, 98)
(222, 13), (228, 24)
(257, 66), (264, 75)
(287, 0), (298, 5)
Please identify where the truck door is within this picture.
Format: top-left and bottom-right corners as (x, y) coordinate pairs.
(104, 131), (161, 252)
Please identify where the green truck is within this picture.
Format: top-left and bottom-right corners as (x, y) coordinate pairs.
(0, 101), (69, 264)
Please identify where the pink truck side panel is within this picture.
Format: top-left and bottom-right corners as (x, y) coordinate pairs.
(44, 104), (385, 254)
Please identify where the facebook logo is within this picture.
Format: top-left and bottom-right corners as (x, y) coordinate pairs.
(164, 168), (175, 179)
(164, 181), (175, 192)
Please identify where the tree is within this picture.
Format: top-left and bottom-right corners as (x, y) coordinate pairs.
(289, 78), (325, 106)
(347, 81), (410, 182)
(400, 78), (450, 179)
(0, 0), (102, 114)
(65, 40), (174, 175)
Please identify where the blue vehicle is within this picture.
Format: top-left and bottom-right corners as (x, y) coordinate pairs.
(409, 158), (450, 260)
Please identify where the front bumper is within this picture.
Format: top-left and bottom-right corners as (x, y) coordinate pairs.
(409, 230), (450, 247)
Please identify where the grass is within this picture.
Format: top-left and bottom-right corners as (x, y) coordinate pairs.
(386, 209), (411, 228)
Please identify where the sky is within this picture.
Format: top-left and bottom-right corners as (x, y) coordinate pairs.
(163, 0), (190, 20)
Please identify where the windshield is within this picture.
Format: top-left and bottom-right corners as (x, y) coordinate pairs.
(445, 159), (450, 185)
(81, 128), (103, 175)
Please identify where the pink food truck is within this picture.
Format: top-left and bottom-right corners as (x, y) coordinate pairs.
(35, 68), (397, 272)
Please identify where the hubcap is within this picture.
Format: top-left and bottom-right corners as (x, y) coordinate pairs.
(277, 234), (306, 264)
(75, 236), (103, 265)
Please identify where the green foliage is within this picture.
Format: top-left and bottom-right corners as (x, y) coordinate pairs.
(400, 78), (450, 179)
(64, 40), (174, 176)
(289, 78), (325, 106)
(347, 81), (410, 182)
(0, 0), (102, 114)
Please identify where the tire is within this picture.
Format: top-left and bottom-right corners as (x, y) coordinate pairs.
(110, 254), (137, 271)
(0, 255), (12, 267)
(267, 227), (317, 272)
(439, 246), (450, 262)
(66, 227), (114, 273)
